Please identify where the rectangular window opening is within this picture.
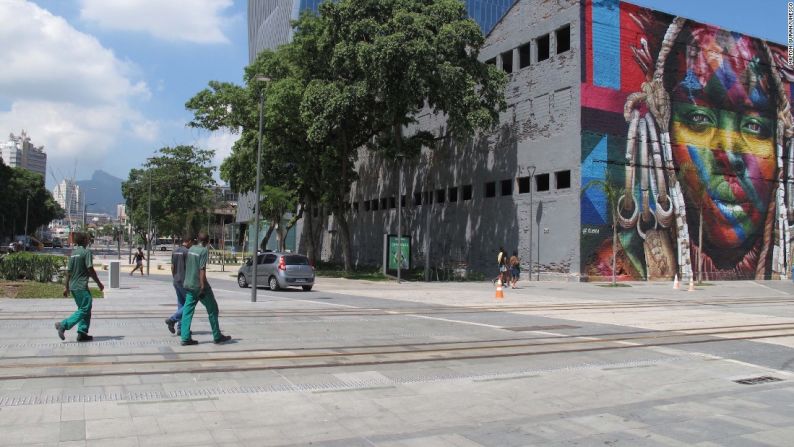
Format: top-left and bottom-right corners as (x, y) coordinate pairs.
(537, 34), (550, 61)
(501, 179), (513, 196)
(372, 199), (379, 211)
(448, 186), (458, 203)
(380, 198), (388, 210)
(400, 195), (406, 208)
(486, 57), (496, 66)
(485, 181), (496, 198)
(413, 192), (422, 207)
(436, 189), (446, 204)
(518, 176), (530, 194)
(518, 43), (531, 69)
(500, 50), (513, 73)
(364, 201), (371, 212)
(352, 202), (359, 212)
(555, 170), (571, 189)
(536, 173), (550, 192)
(556, 25), (571, 54)
(462, 184), (473, 201)
(389, 196), (396, 209)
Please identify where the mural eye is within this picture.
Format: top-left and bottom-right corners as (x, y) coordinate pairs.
(687, 110), (714, 129)
(741, 118), (769, 138)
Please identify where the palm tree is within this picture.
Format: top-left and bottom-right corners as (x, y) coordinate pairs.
(582, 172), (626, 286)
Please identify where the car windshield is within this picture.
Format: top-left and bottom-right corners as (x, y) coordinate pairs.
(284, 255), (309, 265)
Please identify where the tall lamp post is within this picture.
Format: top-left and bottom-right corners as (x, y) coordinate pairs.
(24, 193), (30, 237)
(527, 166), (536, 280)
(396, 154), (404, 284)
(146, 167), (152, 276)
(251, 75), (270, 302)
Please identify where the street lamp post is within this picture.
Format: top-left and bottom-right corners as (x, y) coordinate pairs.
(251, 75), (270, 302)
(24, 194), (30, 237)
(147, 168), (152, 276)
(527, 166), (536, 280)
(397, 159), (402, 284)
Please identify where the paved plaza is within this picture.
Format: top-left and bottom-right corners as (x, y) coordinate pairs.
(1, 272), (794, 446)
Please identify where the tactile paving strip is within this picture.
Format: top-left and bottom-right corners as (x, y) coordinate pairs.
(0, 356), (698, 407)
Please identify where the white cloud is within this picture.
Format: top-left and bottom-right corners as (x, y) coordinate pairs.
(193, 129), (240, 182)
(0, 1), (154, 173)
(79, 0), (235, 44)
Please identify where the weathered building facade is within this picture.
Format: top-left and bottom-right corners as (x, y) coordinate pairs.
(308, 0), (792, 281)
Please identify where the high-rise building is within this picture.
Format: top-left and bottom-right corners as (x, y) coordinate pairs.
(116, 204), (127, 222)
(53, 179), (81, 220)
(247, 0), (517, 62)
(0, 130), (47, 177)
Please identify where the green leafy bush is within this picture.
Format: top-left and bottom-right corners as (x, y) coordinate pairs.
(0, 252), (66, 283)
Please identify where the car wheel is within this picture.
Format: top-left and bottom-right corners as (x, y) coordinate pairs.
(237, 273), (249, 288)
(268, 276), (280, 291)
(301, 285), (313, 292)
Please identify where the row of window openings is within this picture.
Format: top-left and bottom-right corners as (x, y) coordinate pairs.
(487, 24), (570, 73)
(344, 170), (571, 213)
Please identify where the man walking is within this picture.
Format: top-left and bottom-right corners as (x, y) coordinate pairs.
(56, 232), (104, 342)
(180, 232), (231, 346)
(165, 236), (192, 335)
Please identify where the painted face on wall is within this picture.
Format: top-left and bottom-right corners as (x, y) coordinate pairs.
(669, 26), (776, 251)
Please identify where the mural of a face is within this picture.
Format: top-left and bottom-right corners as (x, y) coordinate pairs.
(668, 27), (776, 253)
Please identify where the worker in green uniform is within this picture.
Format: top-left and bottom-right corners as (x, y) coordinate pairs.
(56, 232), (104, 342)
(180, 232), (231, 346)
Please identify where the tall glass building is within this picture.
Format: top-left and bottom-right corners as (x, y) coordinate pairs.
(248, 0), (516, 62)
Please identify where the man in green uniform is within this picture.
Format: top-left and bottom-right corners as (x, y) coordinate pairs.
(180, 232), (231, 346)
(56, 232), (104, 342)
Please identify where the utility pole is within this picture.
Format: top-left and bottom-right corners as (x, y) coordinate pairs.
(397, 155), (403, 284)
(528, 166), (536, 280)
(251, 80), (268, 302)
(24, 194), (30, 237)
(147, 169), (152, 276)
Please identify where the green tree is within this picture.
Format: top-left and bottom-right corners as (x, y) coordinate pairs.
(186, 0), (505, 272)
(295, 0), (506, 271)
(0, 160), (64, 239)
(121, 146), (216, 246)
(582, 172), (626, 286)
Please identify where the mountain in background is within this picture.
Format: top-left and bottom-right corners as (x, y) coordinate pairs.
(76, 170), (124, 216)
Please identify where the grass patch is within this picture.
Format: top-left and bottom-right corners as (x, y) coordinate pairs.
(597, 283), (632, 288)
(0, 280), (104, 299)
(314, 262), (390, 281)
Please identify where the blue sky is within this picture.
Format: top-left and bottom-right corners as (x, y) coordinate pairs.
(0, 0), (785, 189)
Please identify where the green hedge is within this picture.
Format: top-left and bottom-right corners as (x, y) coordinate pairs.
(0, 252), (66, 283)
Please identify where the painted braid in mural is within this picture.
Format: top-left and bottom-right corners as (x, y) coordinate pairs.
(620, 17), (793, 280)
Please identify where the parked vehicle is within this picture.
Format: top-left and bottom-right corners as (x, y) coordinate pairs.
(14, 235), (42, 251)
(155, 237), (173, 251)
(237, 252), (315, 291)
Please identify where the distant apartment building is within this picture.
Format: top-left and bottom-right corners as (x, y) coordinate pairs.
(116, 204), (127, 222)
(0, 130), (47, 177)
(53, 179), (82, 219)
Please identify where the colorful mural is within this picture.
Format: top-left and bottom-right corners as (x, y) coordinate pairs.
(580, 0), (794, 280)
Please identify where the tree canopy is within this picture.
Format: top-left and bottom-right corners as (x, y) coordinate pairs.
(185, 0), (506, 270)
(121, 146), (216, 243)
(0, 160), (64, 239)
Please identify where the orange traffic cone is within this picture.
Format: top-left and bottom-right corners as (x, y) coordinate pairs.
(495, 282), (504, 300)
(688, 276), (695, 292)
(673, 274), (680, 290)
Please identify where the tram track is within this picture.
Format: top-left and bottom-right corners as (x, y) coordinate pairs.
(1, 321), (792, 381)
(2, 295), (794, 320)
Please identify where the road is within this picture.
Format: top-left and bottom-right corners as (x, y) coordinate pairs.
(1, 277), (794, 445)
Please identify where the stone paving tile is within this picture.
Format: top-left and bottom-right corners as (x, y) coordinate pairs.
(742, 427), (794, 447)
(59, 420), (86, 442)
(85, 436), (138, 447)
(85, 418), (136, 440)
